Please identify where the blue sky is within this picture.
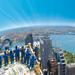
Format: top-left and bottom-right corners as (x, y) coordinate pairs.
(0, 0), (75, 31)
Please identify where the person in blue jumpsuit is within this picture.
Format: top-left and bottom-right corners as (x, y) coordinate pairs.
(14, 46), (20, 62)
(10, 50), (14, 64)
(29, 54), (37, 70)
(0, 56), (2, 68)
(6, 49), (10, 64)
(21, 46), (25, 63)
(24, 48), (31, 65)
(33, 47), (39, 59)
(3, 51), (8, 66)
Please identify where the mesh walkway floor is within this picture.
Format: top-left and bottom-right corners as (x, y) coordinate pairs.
(0, 62), (36, 75)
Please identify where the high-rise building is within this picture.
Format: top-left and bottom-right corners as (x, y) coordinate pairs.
(40, 36), (53, 69)
(55, 48), (66, 75)
(25, 34), (33, 48)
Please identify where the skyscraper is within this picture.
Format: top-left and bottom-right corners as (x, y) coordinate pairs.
(40, 36), (53, 69)
(25, 34), (33, 48)
(55, 48), (66, 75)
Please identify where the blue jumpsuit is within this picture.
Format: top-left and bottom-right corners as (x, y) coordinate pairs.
(14, 47), (20, 62)
(3, 52), (8, 66)
(21, 47), (25, 63)
(29, 55), (37, 69)
(10, 51), (14, 64)
(24, 48), (31, 65)
(33, 47), (39, 59)
(0, 56), (2, 68)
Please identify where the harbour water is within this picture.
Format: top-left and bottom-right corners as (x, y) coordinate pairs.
(2, 34), (75, 54)
(51, 35), (75, 53)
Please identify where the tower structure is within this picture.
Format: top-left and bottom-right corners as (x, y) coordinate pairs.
(25, 33), (33, 48)
(54, 48), (66, 75)
(40, 36), (53, 69)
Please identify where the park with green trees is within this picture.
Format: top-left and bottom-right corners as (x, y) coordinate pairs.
(64, 50), (75, 64)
